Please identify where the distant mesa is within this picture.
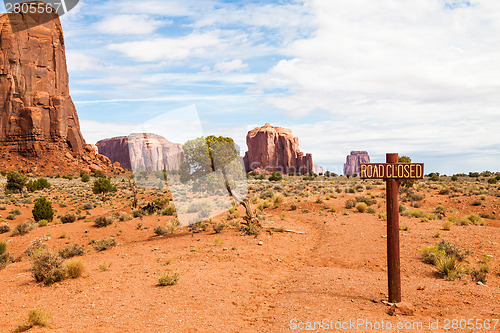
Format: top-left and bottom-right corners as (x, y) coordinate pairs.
(0, 12), (116, 174)
(344, 151), (370, 176)
(313, 165), (323, 174)
(96, 133), (184, 171)
(243, 123), (313, 174)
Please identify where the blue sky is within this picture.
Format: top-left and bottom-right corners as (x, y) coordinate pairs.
(10, 0), (500, 174)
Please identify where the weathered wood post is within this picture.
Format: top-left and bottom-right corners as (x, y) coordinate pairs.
(360, 154), (424, 303)
(386, 153), (401, 303)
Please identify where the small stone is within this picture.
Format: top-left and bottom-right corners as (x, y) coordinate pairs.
(387, 302), (414, 316)
(258, 241), (263, 246)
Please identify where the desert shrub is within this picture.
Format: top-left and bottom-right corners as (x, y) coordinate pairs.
(471, 199), (482, 206)
(470, 268), (488, 283)
(408, 192), (425, 201)
(0, 206), (5, 210)
(32, 197), (54, 222)
(344, 198), (356, 209)
(290, 204), (297, 211)
(269, 172), (282, 181)
(273, 194), (284, 206)
(213, 222), (225, 233)
(58, 244), (86, 259)
(356, 202), (367, 213)
(31, 249), (67, 285)
(90, 237), (116, 251)
(9, 208), (21, 216)
(161, 204), (176, 216)
(11, 222), (34, 236)
(260, 189), (275, 199)
(356, 195), (376, 206)
(6, 214), (15, 220)
(94, 216), (114, 228)
(15, 308), (51, 332)
(241, 222), (261, 236)
(488, 178), (497, 184)
(37, 219), (48, 227)
(60, 213), (77, 224)
(92, 177), (117, 194)
(81, 172), (91, 183)
(464, 213), (486, 226)
(366, 207), (376, 214)
(82, 202), (93, 210)
(434, 205), (446, 216)
(158, 270), (179, 286)
(65, 259), (85, 279)
(24, 237), (47, 257)
(154, 225), (168, 236)
(378, 210), (387, 220)
(420, 245), (446, 265)
(115, 212), (132, 222)
(407, 209), (424, 218)
(26, 178), (51, 192)
(132, 210), (143, 218)
(436, 240), (469, 261)
(435, 256), (466, 281)
(0, 240), (7, 256)
(5, 170), (27, 193)
(0, 224), (10, 234)
(442, 220), (452, 231)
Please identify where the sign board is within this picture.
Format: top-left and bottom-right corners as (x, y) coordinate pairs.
(358, 154), (424, 304)
(360, 163), (424, 179)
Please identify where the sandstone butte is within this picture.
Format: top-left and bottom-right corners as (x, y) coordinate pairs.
(96, 133), (184, 171)
(344, 151), (371, 176)
(0, 11), (118, 175)
(243, 123), (313, 174)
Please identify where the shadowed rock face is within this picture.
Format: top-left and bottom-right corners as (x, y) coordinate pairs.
(243, 123), (313, 174)
(344, 151), (370, 176)
(96, 133), (184, 171)
(0, 11), (85, 157)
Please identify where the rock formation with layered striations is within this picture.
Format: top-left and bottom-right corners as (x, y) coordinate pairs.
(96, 133), (184, 171)
(243, 123), (312, 174)
(344, 151), (370, 176)
(0, 11), (118, 175)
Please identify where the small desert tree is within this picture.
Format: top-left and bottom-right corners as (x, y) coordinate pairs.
(5, 170), (27, 194)
(92, 177), (117, 195)
(32, 197), (54, 222)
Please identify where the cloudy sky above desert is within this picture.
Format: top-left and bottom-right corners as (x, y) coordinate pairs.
(26, 0), (500, 174)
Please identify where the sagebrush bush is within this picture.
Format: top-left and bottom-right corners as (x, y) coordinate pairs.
(356, 202), (367, 213)
(115, 212), (132, 222)
(94, 216), (114, 228)
(31, 249), (67, 285)
(420, 245), (446, 265)
(0, 224), (10, 234)
(435, 256), (466, 281)
(58, 244), (85, 258)
(154, 225), (168, 236)
(345, 199), (356, 209)
(82, 202), (93, 210)
(32, 197), (54, 222)
(11, 222), (34, 236)
(91, 237), (116, 251)
(161, 204), (176, 216)
(92, 177), (117, 194)
(60, 213), (77, 224)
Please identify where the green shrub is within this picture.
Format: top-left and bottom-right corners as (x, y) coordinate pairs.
(161, 204), (176, 216)
(0, 240), (7, 256)
(464, 213), (486, 226)
(37, 219), (48, 227)
(94, 216), (114, 228)
(26, 178), (51, 192)
(436, 240), (469, 261)
(356, 195), (377, 206)
(290, 204), (297, 211)
(6, 171), (27, 193)
(378, 210), (387, 220)
(367, 207), (376, 214)
(31, 249), (67, 285)
(420, 245), (446, 265)
(82, 202), (93, 210)
(24, 237), (47, 257)
(435, 256), (466, 281)
(9, 208), (21, 216)
(154, 225), (168, 236)
(90, 237), (116, 251)
(269, 172), (282, 181)
(81, 172), (91, 183)
(92, 177), (117, 194)
(158, 270), (180, 286)
(60, 213), (77, 224)
(58, 244), (85, 259)
(32, 197), (54, 222)
(6, 214), (15, 220)
(442, 220), (452, 231)
(241, 222), (261, 236)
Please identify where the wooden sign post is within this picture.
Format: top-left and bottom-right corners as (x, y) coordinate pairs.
(360, 153), (424, 303)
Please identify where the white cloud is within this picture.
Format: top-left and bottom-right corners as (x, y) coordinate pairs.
(66, 50), (102, 72)
(95, 14), (170, 35)
(214, 59), (248, 73)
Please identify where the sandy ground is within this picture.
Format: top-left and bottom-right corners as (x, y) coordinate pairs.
(0, 178), (499, 332)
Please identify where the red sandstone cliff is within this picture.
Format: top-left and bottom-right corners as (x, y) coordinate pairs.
(0, 11), (117, 175)
(344, 151), (370, 176)
(96, 133), (184, 171)
(243, 123), (312, 174)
